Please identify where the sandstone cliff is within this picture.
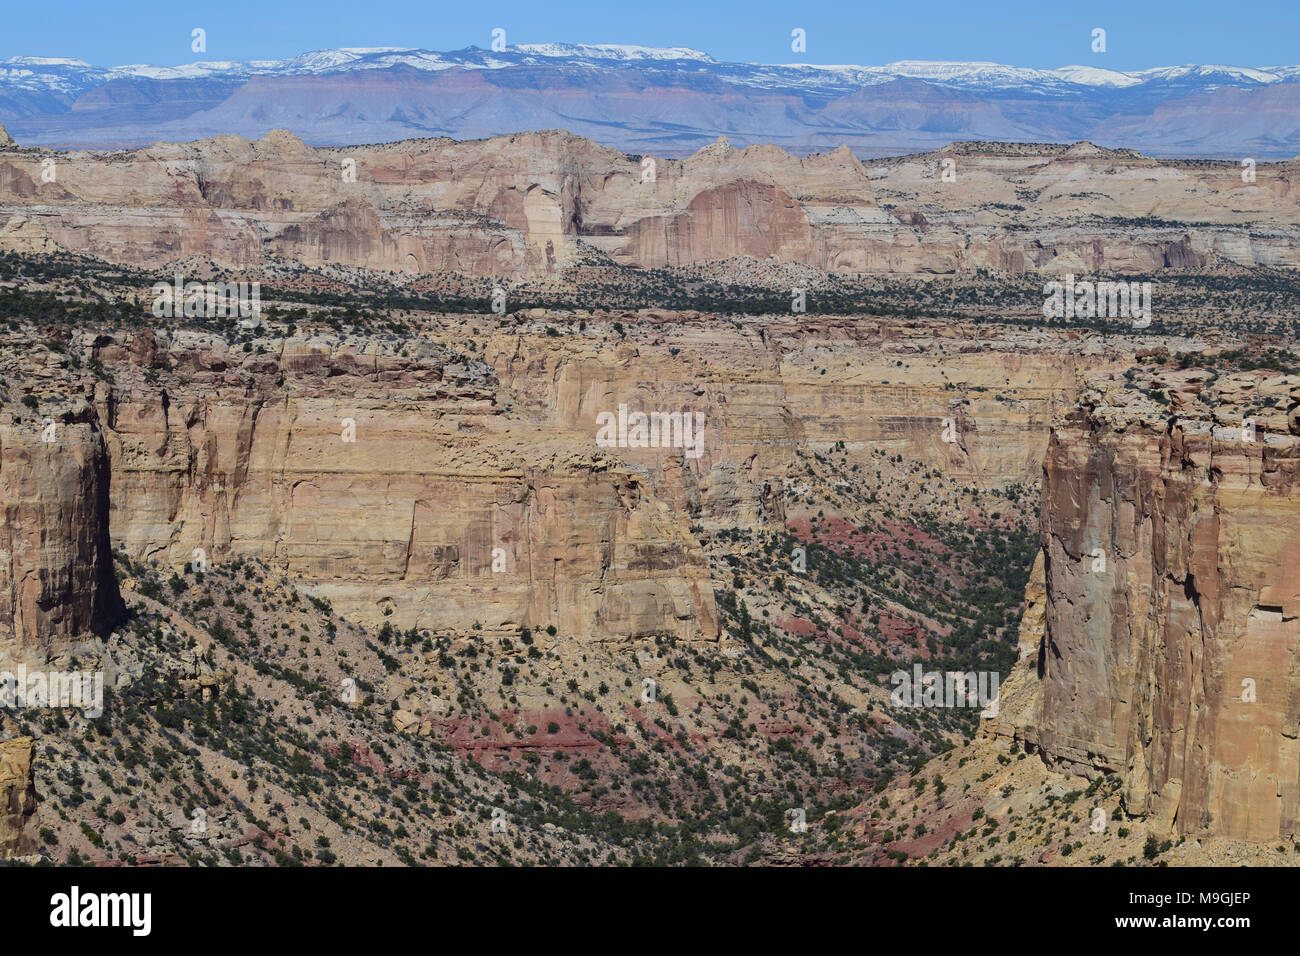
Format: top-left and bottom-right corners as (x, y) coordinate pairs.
(89, 326), (719, 641)
(105, 317), (1133, 638)
(0, 737), (36, 858)
(1, 312), (1132, 644)
(1, 129), (1296, 278)
(996, 363), (1300, 841)
(0, 398), (124, 663)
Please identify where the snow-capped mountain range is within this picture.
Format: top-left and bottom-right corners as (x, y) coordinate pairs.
(2, 44), (1298, 156)
(6, 46), (1300, 93)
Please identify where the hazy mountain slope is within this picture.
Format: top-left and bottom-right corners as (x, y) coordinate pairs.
(3, 46), (1300, 155)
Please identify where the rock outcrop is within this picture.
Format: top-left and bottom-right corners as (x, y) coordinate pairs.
(0, 400), (124, 663)
(0, 313), (1133, 643)
(1, 129), (1296, 277)
(1000, 364), (1300, 840)
(92, 317), (1131, 636)
(91, 326), (720, 641)
(0, 737), (36, 858)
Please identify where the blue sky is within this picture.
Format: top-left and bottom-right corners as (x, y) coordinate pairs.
(3, 0), (1296, 70)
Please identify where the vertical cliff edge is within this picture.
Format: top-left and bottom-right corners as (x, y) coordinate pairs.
(992, 362), (1300, 841)
(0, 398), (125, 664)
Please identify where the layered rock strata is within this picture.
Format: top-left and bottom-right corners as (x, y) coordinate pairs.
(0, 400), (124, 662)
(3, 316), (1134, 643)
(0, 737), (36, 858)
(1, 131), (1297, 277)
(993, 365), (1300, 840)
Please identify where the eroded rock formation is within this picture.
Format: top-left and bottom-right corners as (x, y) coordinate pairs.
(1, 130), (1297, 277)
(0, 400), (124, 662)
(2, 314), (1129, 645)
(0, 737), (36, 858)
(996, 365), (1300, 840)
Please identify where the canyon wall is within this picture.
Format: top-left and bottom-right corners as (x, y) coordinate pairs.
(1, 131), (1297, 278)
(0, 400), (123, 663)
(0, 737), (35, 858)
(487, 314), (1127, 494)
(2, 315), (1129, 643)
(94, 317), (1125, 633)
(90, 327), (717, 641)
(995, 366), (1300, 841)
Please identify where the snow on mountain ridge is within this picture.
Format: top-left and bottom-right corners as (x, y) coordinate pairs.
(0, 57), (95, 68)
(1046, 65), (1141, 88)
(514, 43), (716, 62)
(1, 45), (1297, 98)
(1128, 64), (1283, 84)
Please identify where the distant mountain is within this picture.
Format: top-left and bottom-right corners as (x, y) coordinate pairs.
(2, 45), (1298, 156)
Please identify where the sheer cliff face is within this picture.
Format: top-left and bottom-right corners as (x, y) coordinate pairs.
(93, 330), (719, 643)
(0, 403), (124, 663)
(0, 737), (35, 858)
(1009, 367), (1300, 841)
(2, 130), (1298, 277)
(488, 317), (1119, 497)
(2, 315), (1120, 649)
(96, 318), (1103, 638)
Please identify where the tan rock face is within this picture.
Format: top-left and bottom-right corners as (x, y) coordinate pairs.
(0, 403), (124, 662)
(0, 310), (1136, 659)
(1006, 369), (1300, 841)
(6, 313), (1120, 658)
(0, 737), (36, 858)
(93, 328), (719, 641)
(81, 317), (1123, 640)
(489, 316), (1126, 493)
(2, 130), (1297, 277)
